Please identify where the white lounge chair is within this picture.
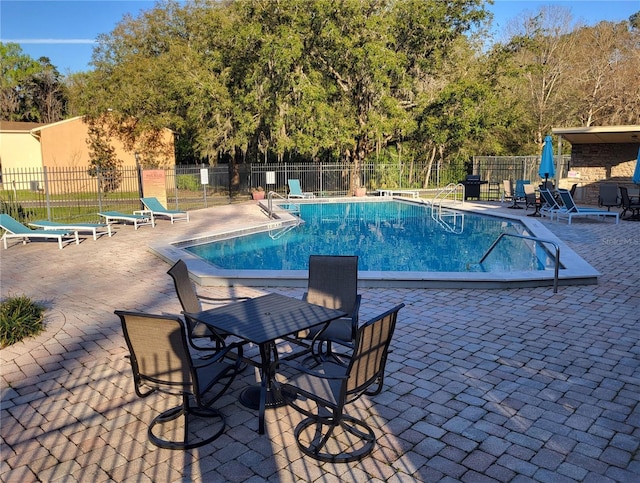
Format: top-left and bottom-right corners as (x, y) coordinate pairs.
(556, 189), (619, 225)
(29, 220), (112, 240)
(0, 214), (79, 249)
(287, 179), (315, 199)
(139, 197), (189, 223)
(98, 211), (154, 229)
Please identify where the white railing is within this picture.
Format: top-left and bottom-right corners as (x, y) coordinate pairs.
(431, 183), (465, 207)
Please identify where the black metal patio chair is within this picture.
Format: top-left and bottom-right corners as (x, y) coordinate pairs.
(277, 303), (404, 463)
(293, 255), (361, 362)
(115, 310), (243, 449)
(619, 186), (640, 220)
(167, 259), (249, 351)
(598, 183), (620, 211)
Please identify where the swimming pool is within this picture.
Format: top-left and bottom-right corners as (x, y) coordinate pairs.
(186, 201), (551, 272)
(151, 198), (600, 289)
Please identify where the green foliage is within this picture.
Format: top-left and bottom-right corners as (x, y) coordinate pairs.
(75, 0), (490, 179)
(0, 194), (35, 221)
(0, 295), (45, 348)
(67, 0), (639, 174)
(86, 122), (123, 192)
(0, 42), (68, 122)
(176, 174), (200, 191)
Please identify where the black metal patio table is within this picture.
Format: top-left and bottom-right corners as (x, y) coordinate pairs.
(185, 292), (346, 434)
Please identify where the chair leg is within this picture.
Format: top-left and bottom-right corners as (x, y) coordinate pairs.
(364, 374), (385, 396)
(294, 414), (376, 463)
(148, 394), (225, 450)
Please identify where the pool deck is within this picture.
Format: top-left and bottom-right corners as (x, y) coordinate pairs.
(1, 199), (639, 482)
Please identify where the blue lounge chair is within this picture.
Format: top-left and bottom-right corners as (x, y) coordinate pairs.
(140, 197), (189, 223)
(29, 220), (112, 240)
(287, 179), (315, 199)
(0, 214), (79, 249)
(539, 188), (566, 220)
(98, 211), (154, 229)
(556, 189), (619, 225)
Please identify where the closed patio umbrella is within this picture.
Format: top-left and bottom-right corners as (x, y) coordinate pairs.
(539, 135), (556, 188)
(633, 147), (640, 185)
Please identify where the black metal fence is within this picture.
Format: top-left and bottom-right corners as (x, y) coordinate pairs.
(472, 155), (570, 185)
(0, 156), (569, 223)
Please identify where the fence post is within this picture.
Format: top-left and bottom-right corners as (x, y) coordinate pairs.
(43, 167), (51, 220)
(173, 166), (180, 209)
(134, 153), (144, 210)
(97, 168), (103, 213)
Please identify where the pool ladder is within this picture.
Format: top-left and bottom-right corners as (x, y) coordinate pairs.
(269, 223), (298, 240)
(431, 183), (465, 207)
(266, 191), (300, 219)
(430, 183), (465, 233)
(431, 206), (464, 234)
(480, 233), (561, 293)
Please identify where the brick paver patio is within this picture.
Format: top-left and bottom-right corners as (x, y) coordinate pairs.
(1, 201), (638, 482)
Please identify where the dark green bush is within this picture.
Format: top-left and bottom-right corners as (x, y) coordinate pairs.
(0, 194), (35, 221)
(0, 295), (45, 348)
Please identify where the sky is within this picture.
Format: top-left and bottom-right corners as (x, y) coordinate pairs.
(1, 0), (639, 75)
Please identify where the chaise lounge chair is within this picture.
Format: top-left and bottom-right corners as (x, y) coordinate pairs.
(98, 211), (154, 229)
(0, 214), (79, 249)
(539, 188), (566, 220)
(29, 220), (112, 240)
(140, 197), (189, 223)
(556, 189), (619, 225)
(288, 179), (316, 199)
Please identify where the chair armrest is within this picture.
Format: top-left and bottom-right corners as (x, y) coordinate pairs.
(193, 341), (244, 368)
(273, 359), (348, 381)
(199, 295), (251, 304)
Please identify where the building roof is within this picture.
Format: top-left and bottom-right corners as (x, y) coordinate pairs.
(552, 125), (640, 144)
(29, 116), (85, 133)
(0, 121), (46, 132)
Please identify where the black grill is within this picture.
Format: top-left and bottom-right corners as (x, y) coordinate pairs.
(459, 175), (488, 200)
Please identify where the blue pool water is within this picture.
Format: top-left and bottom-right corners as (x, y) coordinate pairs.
(185, 201), (555, 273)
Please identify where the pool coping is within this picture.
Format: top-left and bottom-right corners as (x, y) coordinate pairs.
(148, 197), (600, 289)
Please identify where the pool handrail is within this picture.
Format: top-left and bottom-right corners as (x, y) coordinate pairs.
(480, 233), (560, 293)
(432, 183), (465, 206)
(267, 190), (286, 218)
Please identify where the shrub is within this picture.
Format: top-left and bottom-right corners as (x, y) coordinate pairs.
(0, 295), (46, 348)
(176, 174), (200, 191)
(0, 194), (35, 221)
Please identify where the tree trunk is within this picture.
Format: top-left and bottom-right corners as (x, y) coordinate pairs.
(422, 145), (437, 188)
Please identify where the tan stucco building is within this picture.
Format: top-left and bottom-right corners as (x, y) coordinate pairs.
(0, 116), (175, 190)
